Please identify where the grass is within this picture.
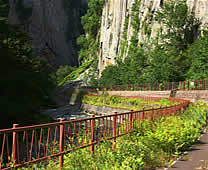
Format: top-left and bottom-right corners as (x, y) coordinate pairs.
(19, 102), (208, 170)
(81, 94), (177, 111)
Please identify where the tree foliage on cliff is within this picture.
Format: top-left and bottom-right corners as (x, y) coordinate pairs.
(0, 0), (55, 129)
(77, 0), (105, 62)
(185, 30), (208, 80)
(98, 0), (207, 86)
(155, 0), (200, 51)
(58, 0), (105, 87)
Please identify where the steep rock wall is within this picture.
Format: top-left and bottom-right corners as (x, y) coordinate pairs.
(98, 0), (208, 73)
(8, 0), (88, 68)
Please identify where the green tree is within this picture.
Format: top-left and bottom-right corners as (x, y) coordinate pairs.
(99, 65), (122, 86)
(185, 30), (208, 80)
(144, 45), (184, 82)
(77, 0), (105, 63)
(144, 0), (201, 82)
(55, 65), (76, 84)
(155, 0), (200, 51)
(0, 0), (55, 129)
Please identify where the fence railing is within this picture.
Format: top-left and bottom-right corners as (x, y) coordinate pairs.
(82, 79), (208, 92)
(0, 99), (190, 169)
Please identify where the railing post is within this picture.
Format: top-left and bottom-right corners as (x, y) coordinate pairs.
(129, 110), (133, 132)
(12, 124), (19, 165)
(183, 81), (185, 90)
(203, 80), (205, 90)
(59, 118), (65, 169)
(151, 107), (154, 121)
(187, 80), (189, 90)
(90, 115), (95, 155)
(159, 106), (162, 118)
(207, 79), (208, 90)
(112, 112), (117, 151)
(141, 108), (145, 120)
(195, 80), (198, 90)
(199, 80), (202, 90)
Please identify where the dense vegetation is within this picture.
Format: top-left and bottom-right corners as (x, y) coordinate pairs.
(56, 0), (104, 86)
(63, 103), (207, 169)
(0, 0), (55, 129)
(77, 0), (105, 63)
(82, 94), (175, 110)
(2, 0), (207, 129)
(98, 0), (207, 86)
(57, 0), (208, 87)
(27, 102), (207, 169)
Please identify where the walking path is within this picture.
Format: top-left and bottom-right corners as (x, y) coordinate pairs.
(168, 128), (208, 170)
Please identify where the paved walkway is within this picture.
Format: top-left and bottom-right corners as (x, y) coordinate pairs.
(168, 128), (208, 170)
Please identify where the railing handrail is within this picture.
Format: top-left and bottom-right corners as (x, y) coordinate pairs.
(0, 97), (188, 134)
(0, 97), (190, 169)
(81, 79), (208, 91)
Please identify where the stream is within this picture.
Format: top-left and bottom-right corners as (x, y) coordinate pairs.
(42, 104), (90, 121)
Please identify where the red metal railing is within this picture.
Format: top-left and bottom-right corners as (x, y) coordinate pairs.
(82, 79), (208, 92)
(0, 99), (190, 169)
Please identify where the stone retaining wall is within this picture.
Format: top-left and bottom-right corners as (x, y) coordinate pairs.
(54, 89), (208, 106)
(176, 90), (208, 103)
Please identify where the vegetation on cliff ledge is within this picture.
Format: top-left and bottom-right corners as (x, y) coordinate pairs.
(59, 0), (207, 87)
(77, 0), (105, 63)
(55, 0), (105, 87)
(98, 0), (207, 86)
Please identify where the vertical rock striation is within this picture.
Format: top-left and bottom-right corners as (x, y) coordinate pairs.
(8, 0), (208, 71)
(8, 0), (88, 68)
(98, 0), (208, 73)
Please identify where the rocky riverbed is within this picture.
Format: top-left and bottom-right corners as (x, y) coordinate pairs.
(42, 104), (90, 121)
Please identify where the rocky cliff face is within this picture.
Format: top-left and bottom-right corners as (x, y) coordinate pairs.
(8, 0), (208, 71)
(8, 0), (88, 68)
(98, 0), (208, 73)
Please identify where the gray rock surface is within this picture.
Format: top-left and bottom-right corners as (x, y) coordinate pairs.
(8, 0), (88, 68)
(8, 0), (208, 71)
(98, 0), (208, 73)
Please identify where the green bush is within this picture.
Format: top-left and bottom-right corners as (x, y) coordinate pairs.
(58, 59), (94, 86)
(82, 94), (175, 110)
(0, 0), (55, 129)
(185, 30), (208, 80)
(42, 103), (207, 169)
(54, 65), (76, 84)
